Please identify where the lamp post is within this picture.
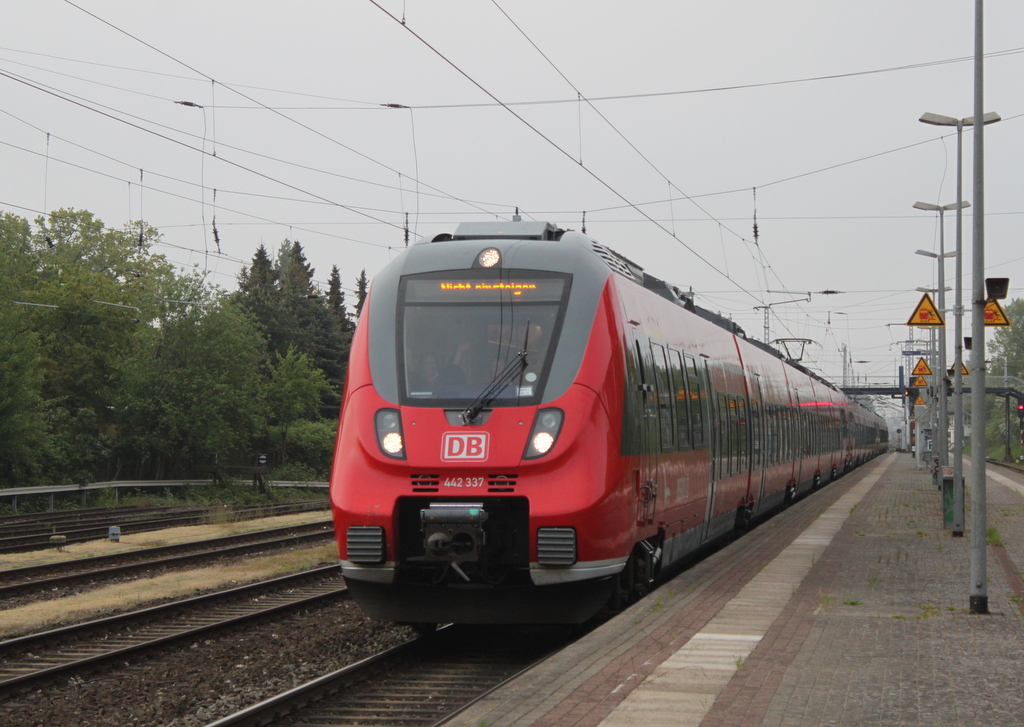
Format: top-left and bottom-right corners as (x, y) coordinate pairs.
(920, 110), (1000, 541)
(914, 204), (965, 478)
(910, 292), (944, 472)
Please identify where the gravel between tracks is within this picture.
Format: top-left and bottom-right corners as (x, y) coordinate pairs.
(0, 597), (415, 727)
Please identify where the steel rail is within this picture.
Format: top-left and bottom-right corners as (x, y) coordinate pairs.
(0, 501), (327, 553)
(0, 565), (345, 696)
(204, 625), (569, 727)
(0, 521), (334, 599)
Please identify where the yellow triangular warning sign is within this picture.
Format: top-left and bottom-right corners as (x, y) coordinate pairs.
(912, 375), (928, 387)
(912, 357), (933, 377)
(907, 292), (945, 327)
(947, 364), (969, 377)
(984, 299), (1011, 327)
(914, 395), (926, 406)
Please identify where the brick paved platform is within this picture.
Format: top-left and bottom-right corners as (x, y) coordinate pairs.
(446, 453), (1024, 727)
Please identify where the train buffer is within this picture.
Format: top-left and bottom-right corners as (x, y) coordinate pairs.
(446, 453), (1024, 727)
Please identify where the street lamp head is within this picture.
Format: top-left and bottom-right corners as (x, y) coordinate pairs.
(942, 201), (970, 211)
(966, 111), (1002, 126)
(913, 201), (942, 212)
(920, 112), (958, 126)
(920, 111), (1001, 127)
(915, 249), (938, 259)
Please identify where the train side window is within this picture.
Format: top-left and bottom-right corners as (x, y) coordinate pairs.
(670, 350), (691, 449)
(687, 357), (706, 447)
(736, 397), (749, 471)
(651, 343), (675, 450)
(771, 405), (779, 465)
(720, 393), (734, 477)
(783, 407), (791, 461)
(749, 396), (760, 470)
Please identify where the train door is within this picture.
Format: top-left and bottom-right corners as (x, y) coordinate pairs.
(633, 340), (658, 527)
(700, 359), (718, 543)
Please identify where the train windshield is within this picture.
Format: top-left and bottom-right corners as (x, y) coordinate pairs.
(398, 270), (571, 408)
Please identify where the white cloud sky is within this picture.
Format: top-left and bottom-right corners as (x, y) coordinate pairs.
(3, 0), (1022, 400)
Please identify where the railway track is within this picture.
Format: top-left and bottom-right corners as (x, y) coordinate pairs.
(206, 624), (569, 727)
(0, 501), (328, 554)
(987, 457), (1024, 474)
(0, 565), (346, 698)
(0, 520), (335, 601)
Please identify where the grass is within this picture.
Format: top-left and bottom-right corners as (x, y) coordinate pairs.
(917, 603), (940, 620)
(0, 510), (330, 572)
(987, 527), (1004, 548)
(0, 543), (339, 639)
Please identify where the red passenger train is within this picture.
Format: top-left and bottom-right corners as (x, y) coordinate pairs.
(330, 221), (887, 625)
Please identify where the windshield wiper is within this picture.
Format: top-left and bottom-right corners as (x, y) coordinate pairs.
(460, 350), (528, 425)
(461, 323), (530, 425)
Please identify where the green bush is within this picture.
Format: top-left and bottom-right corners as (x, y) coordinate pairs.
(275, 419), (337, 478)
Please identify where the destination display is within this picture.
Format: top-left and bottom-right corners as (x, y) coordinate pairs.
(404, 275), (567, 304)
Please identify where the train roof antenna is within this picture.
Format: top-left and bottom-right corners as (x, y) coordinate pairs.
(581, 211), (586, 234)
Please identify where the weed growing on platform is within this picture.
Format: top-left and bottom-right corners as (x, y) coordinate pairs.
(869, 572), (880, 587)
(986, 527), (1004, 547)
(844, 600), (862, 606)
(734, 656), (745, 669)
(917, 604), (939, 619)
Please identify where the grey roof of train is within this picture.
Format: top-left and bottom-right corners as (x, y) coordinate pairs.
(392, 221), (864, 411)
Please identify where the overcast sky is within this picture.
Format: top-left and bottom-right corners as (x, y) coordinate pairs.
(3, 1), (1023, 414)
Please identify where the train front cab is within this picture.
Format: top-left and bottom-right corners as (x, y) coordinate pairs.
(332, 234), (654, 624)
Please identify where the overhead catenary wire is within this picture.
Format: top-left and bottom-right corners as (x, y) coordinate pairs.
(0, 136), (395, 251)
(367, 0), (774, 314)
(58, 0), (503, 223)
(5, 43), (1023, 111)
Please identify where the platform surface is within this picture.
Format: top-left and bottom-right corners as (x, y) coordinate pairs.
(445, 453), (1024, 727)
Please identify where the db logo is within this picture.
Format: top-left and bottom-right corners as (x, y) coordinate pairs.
(441, 432), (489, 461)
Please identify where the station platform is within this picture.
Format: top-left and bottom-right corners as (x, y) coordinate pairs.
(447, 453), (1024, 726)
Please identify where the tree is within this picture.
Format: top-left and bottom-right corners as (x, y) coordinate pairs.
(235, 240), (350, 416)
(265, 345), (332, 462)
(354, 268), (368, 319)
(0, 213), (53, 486)
(988, 298), (1024, 378)
(113, 292), (268, 479)
(4, 209), (176, 483)
(326, 265), (352, 332)
(983, 298), (1024, 460)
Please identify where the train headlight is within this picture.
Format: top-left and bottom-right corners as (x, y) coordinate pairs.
(375, 409), (406, 459)
(532, 431), (555, 454)
(476, 248), (501, 268)
(524, 408), (563, 459)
